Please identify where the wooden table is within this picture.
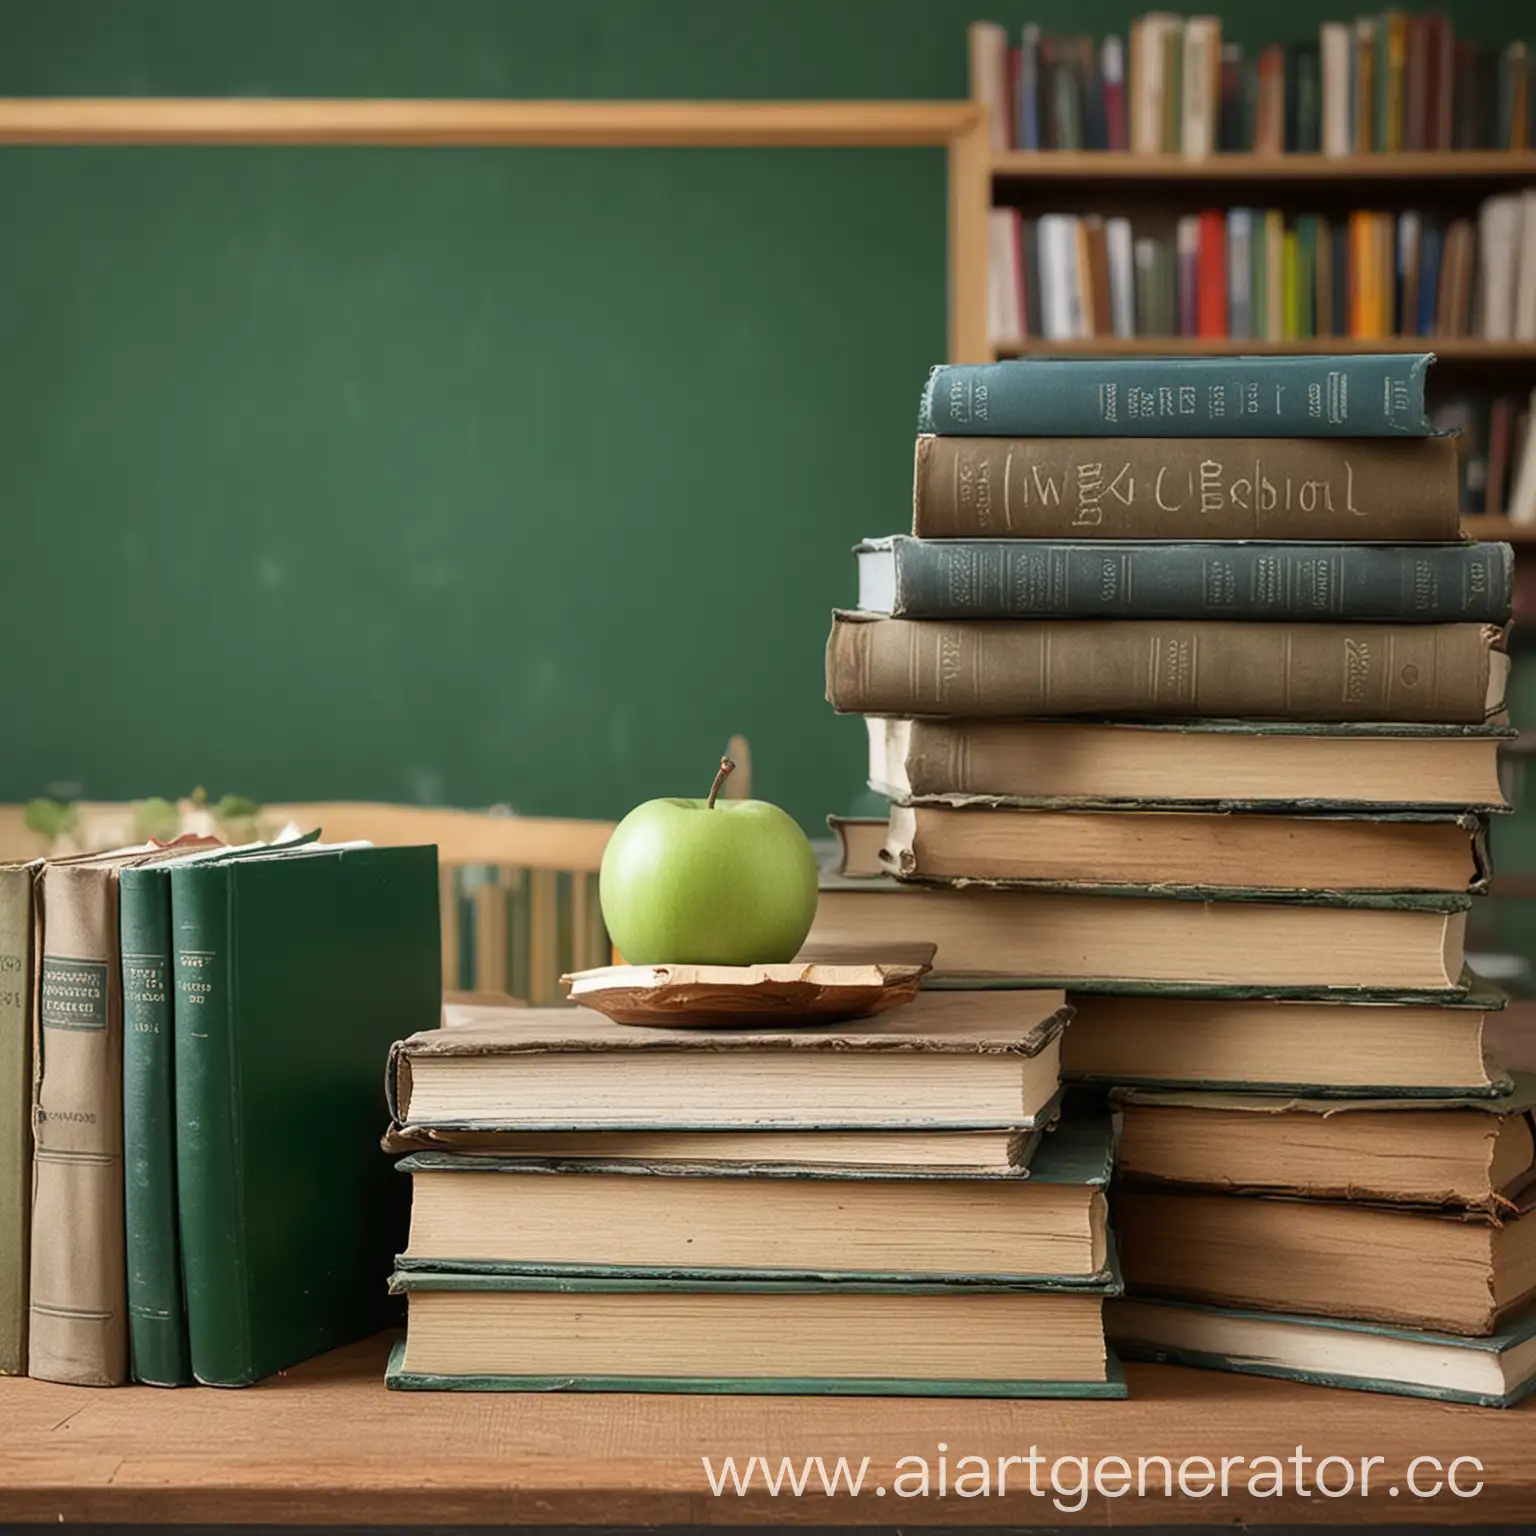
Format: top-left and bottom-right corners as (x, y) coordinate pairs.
(0, 1332), (1532, 1526)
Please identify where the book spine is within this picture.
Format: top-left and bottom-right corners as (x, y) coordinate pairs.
(1196, 211), (1226, 338)
(1227, 210), (1253, 338)
(881, 540), (1512, 622)
(918, 356), (1434, 438)
(1102, 36), (1127, 151)
(171, 865), (253, 1385)
(1019, 25), (1041, 151)
(1321, 22), (1351, 153)
(0, 866), (34, 1375)
(120, 867), (192, 1387)
(29, 865), (129, 1385)
(911, 434), (1463, 541)
(826, 615), (1499, 724)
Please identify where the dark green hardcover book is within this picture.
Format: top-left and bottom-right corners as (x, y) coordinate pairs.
(1295, 214), (1317, 335)
(171, 843), (439, 1386)
(120, 837), (319, 1387)
(1110, 1296), (1536, 1407)
(856, 536), (1513, 623)
(386, 1273), (1127, 1398)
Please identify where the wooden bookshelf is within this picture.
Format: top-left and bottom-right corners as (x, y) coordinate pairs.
(992, 150), (1536, 185)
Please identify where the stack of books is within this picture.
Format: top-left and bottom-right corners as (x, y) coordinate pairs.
(972, 16), (1533, 155)
(988, 192), (1536, 350)
(0, 837), (438, 1387)
(819, 350), (1536, 1405)
(383, 998), (1126, 1396)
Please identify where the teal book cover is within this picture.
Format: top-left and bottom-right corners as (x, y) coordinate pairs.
(171, 843), (440, 1386)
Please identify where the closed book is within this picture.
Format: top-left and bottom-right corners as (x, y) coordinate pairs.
(1119, 1184), (1535, 1336)
(1515, 191), (1536, 341)
(1109, 1298), (1536, 1407)
(1226, 209), (1253, 337)
(807, 877), (1472, 995)
(1320, 21), (1351, 153)
(1254, 44), (1284, 152)
(1105, 216), (1134, 338)
(1417, 220), (1443, 337)
(29, 841), (218, 1387)
(1429, 11), (1455, 150)
(389, 992), (1068, 1134)
(1488, 395), (1517, 515)
(882, 803), (1488, 897)
(1354, 19), (1376, 150)
(1404, 11), (1431, 150)
(172, 843), (439, 1385)
(826, 612), (1507, 725)
(1162, 16), (1183, 150)
(1070, 989), (1507, 1097)
(986, 208), (1024, 346)
(1292, 43), (1321, 152)
(1195, 211), (1226, 337)
(393, 1110), (1112, 1286)
(0, 861), (40, 1375)
(918, 354), (1436, 437)
(970, 21), (1011, 152)
(865, 716), (1511, 814)
(1181, 16), (1220, 159)
(1218, 42), (1244, 150)
(1314, 216), (1335, 336)
(119, 835), (318, 1387)
(1082, 215), (1112, 337)
(856, 537), (1512, 623)
(1261, 212), (1284, 339)
(1295, 215), (1317, 337)
(1397, 209), (1420, 337)
(1101, 35), (1126, 150)
(1382, 10), (1408, 151)
(1281, 229), (1299, 339)
(387, 1276), (1126, 1398)
(1175, 215), (1199, 335)
(1479, 195), (1524, 341)
(1114, 1076), (1535, 1210)
(1018, 25), (1041, 150)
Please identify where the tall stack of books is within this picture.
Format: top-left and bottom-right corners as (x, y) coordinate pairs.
(818, 351), (1536, 1405)
(383, 996), (1125, 1396)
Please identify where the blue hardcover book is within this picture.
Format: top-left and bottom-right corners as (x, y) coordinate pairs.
(1417, 223), (1444, 338)
(854, 536), (1514, 624)
(919, 354), (1436, 437)
(1018, 24), (1041, 150)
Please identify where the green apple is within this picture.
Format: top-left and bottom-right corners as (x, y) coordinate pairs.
(599, 757), (819, 965)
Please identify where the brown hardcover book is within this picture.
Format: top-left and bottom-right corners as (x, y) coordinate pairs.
(1083, 215), (1113, 337)
(1354, 20), (1375, 151)
(826, 613), (1508, 724)
(1399, 216), (1421, 337)
(1429, 12), (1455, 150)
(29, 840), (217, 1386)
(807, 878), (1469, 992)
(1488, 396), (1517, 515)
(1118, 1185), (1536, 1336)
(866, 717), (1510, 812)
(1254, 44), (1284, 153)
(1114, 1077), (1536, 1212)
(1437, 218), (1474, 337)
(881, 803), (1487, 894)
(1066, 991), (1505, 1095)
(1403, 12), (1430, 151)
(911, 435), (1463, 541)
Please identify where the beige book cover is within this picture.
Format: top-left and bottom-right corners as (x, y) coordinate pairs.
(29, 840), (216, 1386)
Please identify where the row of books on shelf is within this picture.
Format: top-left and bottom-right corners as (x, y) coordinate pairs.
(973, 15), (1533, 156)
(987, 194), (1536, 345)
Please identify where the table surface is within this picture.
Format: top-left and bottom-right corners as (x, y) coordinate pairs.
(0, 1331), (1532, 1526)
(2, 1010), (1528, 1527)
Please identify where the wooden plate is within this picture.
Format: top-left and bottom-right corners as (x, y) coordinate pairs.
(560, 958), (928, 1028)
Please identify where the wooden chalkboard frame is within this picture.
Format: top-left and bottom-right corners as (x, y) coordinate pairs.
(0, 97), (989, 360)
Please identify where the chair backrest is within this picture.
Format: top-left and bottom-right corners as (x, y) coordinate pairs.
(0, 800), (616, 1007)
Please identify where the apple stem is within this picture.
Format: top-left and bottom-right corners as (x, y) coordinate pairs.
(706, 756), (736, 810)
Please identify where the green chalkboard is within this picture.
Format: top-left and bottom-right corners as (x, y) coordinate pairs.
(0, 145), (944, 827)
